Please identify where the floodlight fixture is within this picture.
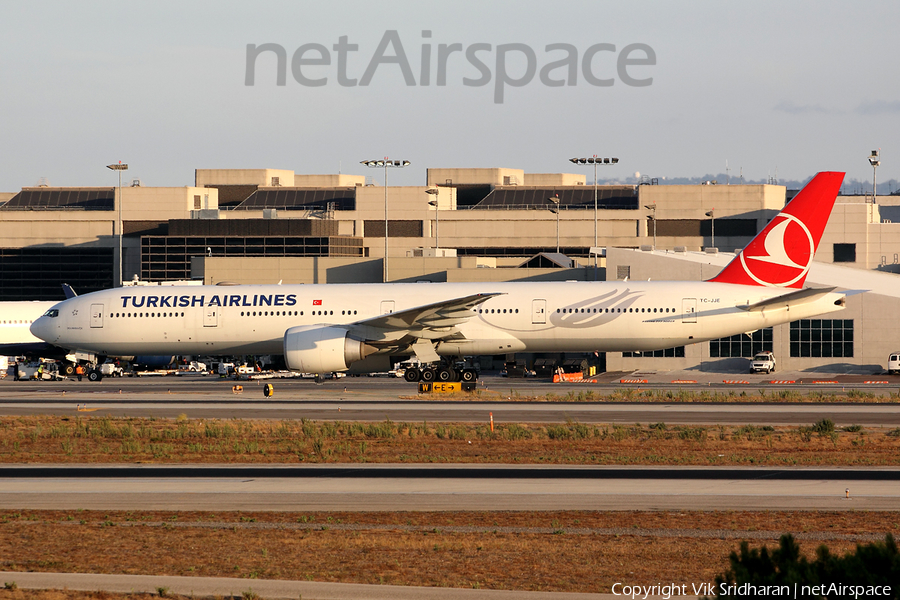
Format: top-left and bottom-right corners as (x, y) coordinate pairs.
(361, 158), (410, 281)
(547, 194), (561, 253)
(568, 155), (619, 279)
(868, 150), (881, 203)
(106, 161), (129, 286)
(644, 203), (657, 249)
(426, 188), (440, 249)
(705, 209), (715, 249)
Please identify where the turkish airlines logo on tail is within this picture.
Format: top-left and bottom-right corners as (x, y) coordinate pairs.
(739, 213), (815, 287)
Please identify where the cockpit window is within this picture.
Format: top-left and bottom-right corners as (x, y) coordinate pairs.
(42, 309), (59, 318)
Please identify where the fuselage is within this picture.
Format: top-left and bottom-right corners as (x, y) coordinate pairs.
(30, 281), (845, 358)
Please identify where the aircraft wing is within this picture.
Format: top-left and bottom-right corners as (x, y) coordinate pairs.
(737, 287), (839, 312)
(344, 292), (503, 359)
(353, 292), (502, 333)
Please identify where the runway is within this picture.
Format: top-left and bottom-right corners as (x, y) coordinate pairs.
(1, 398), (899, 426)
(2, 464), (898, 511)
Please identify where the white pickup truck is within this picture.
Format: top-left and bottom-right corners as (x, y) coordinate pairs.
(750, 351), (777, 374)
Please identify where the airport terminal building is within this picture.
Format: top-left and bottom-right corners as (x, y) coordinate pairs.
(2, 166), (899, 373)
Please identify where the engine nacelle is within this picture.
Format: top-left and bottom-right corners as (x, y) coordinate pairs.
(283, 325), (375, 374)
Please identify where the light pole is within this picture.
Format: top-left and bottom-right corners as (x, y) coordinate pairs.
(425, 187), (440, 251)
(868, 150), (880, 203)
(107, 162), (128, 286)
(569, 156), (618, 279)
(360, 158), (410, 282)
(644, 203), (657, 249)
(705, 209), (715, 249)
(547, 194), (560, 253)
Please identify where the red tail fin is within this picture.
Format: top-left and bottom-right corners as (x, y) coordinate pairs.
(709, 171), (845, 288)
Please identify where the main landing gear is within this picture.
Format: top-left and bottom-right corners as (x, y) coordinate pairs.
(403, 364), (478, 383)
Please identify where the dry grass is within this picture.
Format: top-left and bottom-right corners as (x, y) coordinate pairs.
(0, 416), (897, 466)
(1, 510), (896, 594)
(415, 386), (900, 403)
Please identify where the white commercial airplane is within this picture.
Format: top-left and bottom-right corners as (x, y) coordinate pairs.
(0, 301), (59, 357)
(0, 288), (172, 377)
(31, 172), (848, 382)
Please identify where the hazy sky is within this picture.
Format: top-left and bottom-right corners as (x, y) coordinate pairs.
(2, 1), (897, 191)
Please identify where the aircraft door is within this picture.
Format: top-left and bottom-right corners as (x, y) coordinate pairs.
(203, 308), (218, 327)
(532, 299), (547, 324)
(90, 304), (104, 328)
(682, 298), (697, 323)
(380, 301), (395, 315)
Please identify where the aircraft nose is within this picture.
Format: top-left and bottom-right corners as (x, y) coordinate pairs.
(30, 316), (55, 343)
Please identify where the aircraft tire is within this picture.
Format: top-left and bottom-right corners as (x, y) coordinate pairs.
(87, 370), (102, 382)
(460, 369), (477, 383)
(403, 368), (421, 383)
(436, 368), (454, 382)
(420, 369), (436, 382)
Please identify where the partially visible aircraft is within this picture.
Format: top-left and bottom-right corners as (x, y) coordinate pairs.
(0, 301), (60, 357)
(31, 172), (848, 381)
(0, 288), (171, 379)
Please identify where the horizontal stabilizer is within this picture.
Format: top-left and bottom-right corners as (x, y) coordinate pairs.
(737, 287), (837, 312)
(840, 289), (868, 298)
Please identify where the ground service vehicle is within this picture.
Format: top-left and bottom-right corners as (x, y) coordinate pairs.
(99, 362), (125, 377)
(750, 351), (777, 374)
(888, 352), (900, 375)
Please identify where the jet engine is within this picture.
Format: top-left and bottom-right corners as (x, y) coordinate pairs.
(283, 325), (376, 373)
